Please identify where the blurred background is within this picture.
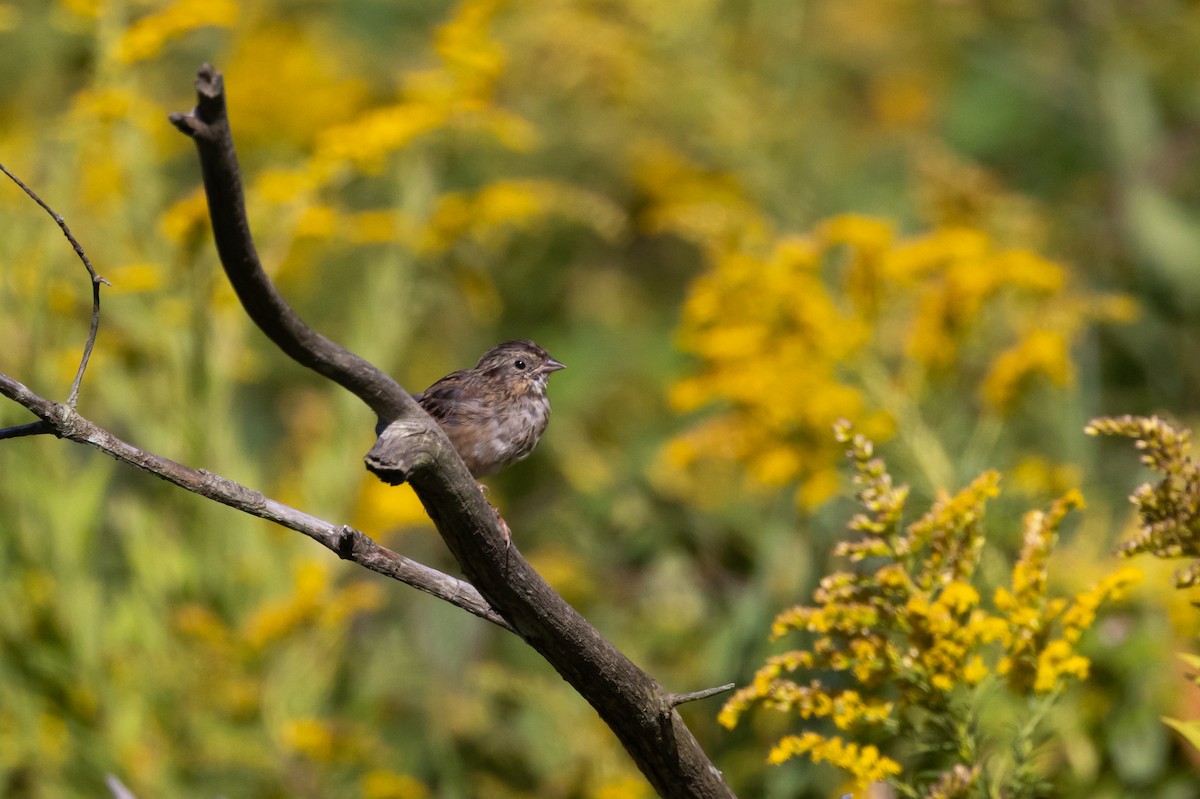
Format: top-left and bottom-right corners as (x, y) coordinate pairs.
(1, 1), (1200, 797)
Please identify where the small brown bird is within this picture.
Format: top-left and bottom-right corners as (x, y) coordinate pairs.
(413, 340), (565, 477)
(365, 340), (565, 485)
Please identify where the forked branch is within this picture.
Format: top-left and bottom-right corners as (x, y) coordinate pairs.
(0, 162), (108, 413)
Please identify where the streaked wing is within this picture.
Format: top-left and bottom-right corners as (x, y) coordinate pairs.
(416, 372), (479, 424)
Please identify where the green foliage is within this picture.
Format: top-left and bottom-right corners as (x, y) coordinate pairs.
(1, 1), (1199, 798)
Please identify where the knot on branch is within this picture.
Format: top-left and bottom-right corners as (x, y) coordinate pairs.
(335, 525), (362, 560)
(51, 402), (82, 438)
(364, 417), (441, 485)
(167, 64), (226, 139)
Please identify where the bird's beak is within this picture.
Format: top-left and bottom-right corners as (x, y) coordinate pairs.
(544, 358), (566, 373)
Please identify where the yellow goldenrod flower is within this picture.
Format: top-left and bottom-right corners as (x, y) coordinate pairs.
(1087, 416), (1200, 587)
(114, 0), (237, 63)
(725, 424), (1136, 793)
(281, 718), (336, 762)
(665, 196), (1133, 508)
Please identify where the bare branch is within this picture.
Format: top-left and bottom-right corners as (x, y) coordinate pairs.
(0, 370), (509, 630)
(668, 683), (736, 708)
(0, 162), (109, 408)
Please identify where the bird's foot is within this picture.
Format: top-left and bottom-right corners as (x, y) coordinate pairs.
(495, 512), (512, 549)
(475, 482), (510, 548)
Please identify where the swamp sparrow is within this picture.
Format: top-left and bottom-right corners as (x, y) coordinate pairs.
(412, 340), (565, 478)
(366, 340), (565, 485)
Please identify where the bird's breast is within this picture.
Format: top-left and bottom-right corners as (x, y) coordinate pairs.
(442, 395), (551, 477)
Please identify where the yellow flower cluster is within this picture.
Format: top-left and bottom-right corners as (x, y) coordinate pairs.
(98, 0), (631, 341)
(720, 423), (1141, 792)
(767, 732), (901, 785)
(659, 148), (1136, 507)
(299, 0), (533, 183)
(140, 0), (625, 310)
(1087, 415), (1200, 587)
(994, 493), (1142, 693)
(419, 180), (627, 254)
(115, 0), (238, 63)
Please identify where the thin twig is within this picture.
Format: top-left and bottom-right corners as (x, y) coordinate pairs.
(667, 683), (736, 708)
(0, 162), (109, 408)
(0, 420), (54, 440)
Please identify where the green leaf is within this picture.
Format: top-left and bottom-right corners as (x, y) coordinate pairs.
(1162, 716), (1200, 754)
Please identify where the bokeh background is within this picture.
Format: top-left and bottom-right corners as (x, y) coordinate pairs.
(1, 1), (1200, 797)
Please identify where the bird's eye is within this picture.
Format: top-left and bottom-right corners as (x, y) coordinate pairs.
(514, 358), (527, 370)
